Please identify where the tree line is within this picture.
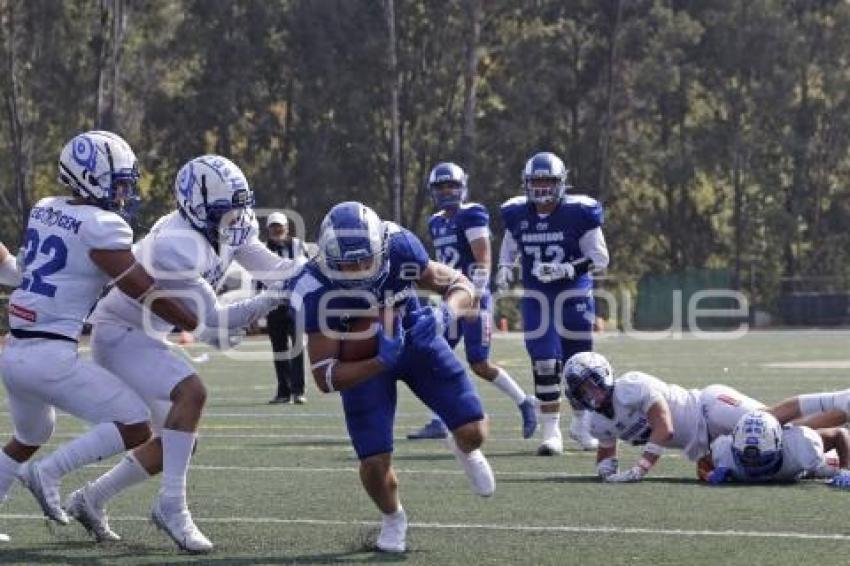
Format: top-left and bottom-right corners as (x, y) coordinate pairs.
(1, 0), (849, 312)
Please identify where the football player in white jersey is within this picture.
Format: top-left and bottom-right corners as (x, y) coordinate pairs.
(0, 241), (20, 542)
(0, 131), (201, 538)
(0, 242), (21, 287)
(707, 410), (850, 486)
(562, 352), (850, 482)
(69, 155), (302, 552)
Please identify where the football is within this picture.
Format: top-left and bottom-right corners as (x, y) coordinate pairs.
(339, 317), (379, 362)
(338, 309), (397, 362)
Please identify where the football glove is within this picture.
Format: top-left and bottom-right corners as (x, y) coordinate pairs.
(376, 316), (404, 368)
(604, 465), (646, 483)
(531, 262), (576, 284)
(495, 265), (514, 292)
(409, 304), (451, 344)
(470, 267), (490, 294)
(596, 457), (619, 480)
(706, 466), (732, 485)
(828, 469), (850, 489)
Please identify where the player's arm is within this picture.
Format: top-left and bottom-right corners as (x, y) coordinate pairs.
(575, 227), (610, 275)
(606, 399), (673, 483)
(418, 260), (475, 318)
(820, 427), (850, 470)
(234, 234), (306, 286)
(468, 235), (491, 300)
(595, 441), (619, 479)
(0, 242), (22, 287)
(308, 316), (404, 394)
(90, 248), (199, 331)
(495, 231), (518, 291)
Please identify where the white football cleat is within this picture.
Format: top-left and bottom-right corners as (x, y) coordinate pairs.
(20, 460), (69, 525)
(65, 487), (120, 542)
(150, 498), (213, 554)
(445, 436), (495, 496)
(569, 411), (599, 451)
(376, 508), (407, 553)
(536, 435), (564, 456)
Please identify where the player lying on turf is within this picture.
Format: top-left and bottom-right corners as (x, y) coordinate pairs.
(562, 351), (850, 482)
(705, 410), (850, 487)
(289, 201), (495, 553)
(407, 162), (536, 441)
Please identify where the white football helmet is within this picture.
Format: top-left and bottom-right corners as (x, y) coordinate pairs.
(428, 162), (468, 210)
(563, 352), (614, 411)
(731, 411), (783, 477)
(316, 201), (389, 290)
(522, 151), (569, 205)
(173, 155), (255, 246)
(57, 131), (140, 218)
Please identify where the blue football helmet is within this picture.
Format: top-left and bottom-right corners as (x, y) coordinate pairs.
(731, 411), (783, 478)
(173, 155), (255, 247)
(57, 131), (141, 219)
(316, 201), (389, 290)
(428, 162), (468, 210)
(563, 352), (614, 411)
(522, 151), (569, 205)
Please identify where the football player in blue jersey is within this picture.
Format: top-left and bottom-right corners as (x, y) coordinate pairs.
(288, 202), (495, 553)
(496, 152), (609, 456)
(407, 162), (537, 441)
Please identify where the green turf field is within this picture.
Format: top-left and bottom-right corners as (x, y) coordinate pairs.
(2, 330), (850, 565)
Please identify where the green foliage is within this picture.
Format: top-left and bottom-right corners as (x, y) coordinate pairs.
(2, 0), (850, 311)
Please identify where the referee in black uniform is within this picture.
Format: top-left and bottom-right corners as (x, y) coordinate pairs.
(263, 212), (308, 404)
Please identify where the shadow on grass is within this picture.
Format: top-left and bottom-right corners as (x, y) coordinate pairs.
(0, 536), (419, 565)
(499, 475), (700, 485)
(0, 540), (172, 565)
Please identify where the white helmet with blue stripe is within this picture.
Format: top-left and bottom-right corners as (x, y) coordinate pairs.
(57, 130), (140, 218)
(522, 151), (569, 205)
(732, 411), (783, 478)
(173, 155), (255, 247)
(316, 201), (389, 290)
(428, 162), (468, 210)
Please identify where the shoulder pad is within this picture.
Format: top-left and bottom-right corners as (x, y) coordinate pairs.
(564, 194), (600, 207)
(82, 209), (133, 250)
(501, 195), (528, 209)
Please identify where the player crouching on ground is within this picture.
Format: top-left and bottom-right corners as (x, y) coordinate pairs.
(706, 410), (850, 487)
(561, 351), (850, 483)
(289, 201), (494, 553)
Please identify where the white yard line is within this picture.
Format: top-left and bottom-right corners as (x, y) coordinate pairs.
(0, 513), (847, 541)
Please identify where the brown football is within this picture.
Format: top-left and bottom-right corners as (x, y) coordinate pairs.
(338, 309), (397, 362)
(339, 317), (379, 362)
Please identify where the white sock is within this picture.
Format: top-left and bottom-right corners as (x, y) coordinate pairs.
(429, 412), (441, 422)
(0, 451), (21, 501)
(40, 422), (124, 483)
(491, 368), (527, 405)
(86, 452), (151, 510)
(541, 412), (561, 440)
(799, 393), (837, 416)
(383, 505), (405, 521)
(160, 429), (196, 507)
(799, 389), (850, 416)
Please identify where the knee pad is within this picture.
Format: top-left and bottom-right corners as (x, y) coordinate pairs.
(533, 359), (562, 406)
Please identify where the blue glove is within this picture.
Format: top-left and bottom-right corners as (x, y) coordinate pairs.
(828, 469), (850, 489)
(707, 466), (732, 485)
(409, 304), (451, 344)
(376, 316), (404, 368)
